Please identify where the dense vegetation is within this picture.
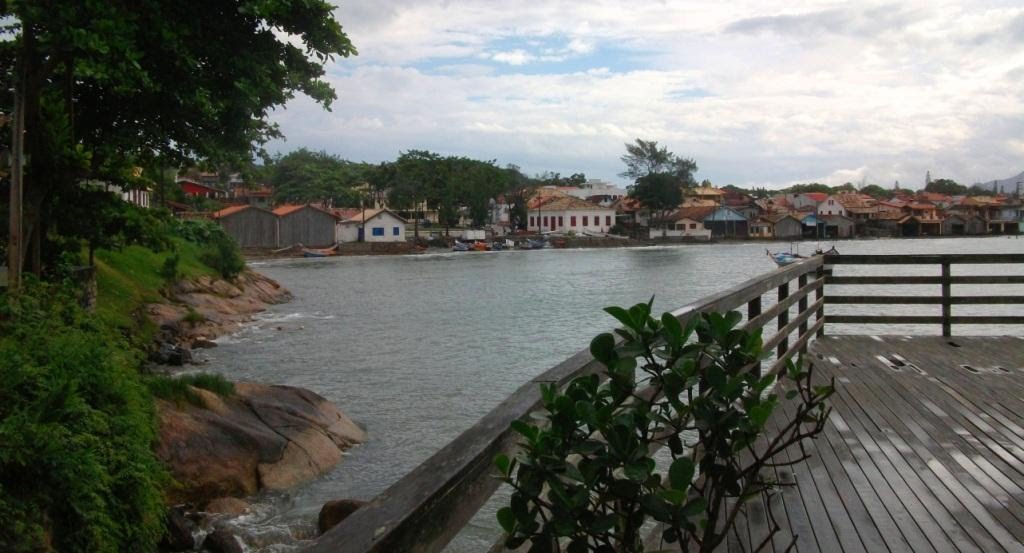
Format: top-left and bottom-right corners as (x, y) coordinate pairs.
(0, 281), (167, 553)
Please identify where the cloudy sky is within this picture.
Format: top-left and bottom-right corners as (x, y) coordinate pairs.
(266, 1), (1024, 189)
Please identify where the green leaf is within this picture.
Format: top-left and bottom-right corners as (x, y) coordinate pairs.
(590, 332), (616, 362)
(494, 453), (511, 476)
(590, 513), (618, 533)
(604, 306), (636, 330)
(661, 312), (684, 346)
(682, 497), (707, 518)
(497, 506), (515, 533)
(669, 457), (695, 491)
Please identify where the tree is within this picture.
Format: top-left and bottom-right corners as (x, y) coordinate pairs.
(2, 0), (355, 285)
(267, 149), (364, 206)
(924, 178), (967, 196)
(859, 184), (890, 200)
(503, 164), (537, 232)
(620, 139), (698, 185)
(629, 173), (682, 236)
(785, 183), (831, 194)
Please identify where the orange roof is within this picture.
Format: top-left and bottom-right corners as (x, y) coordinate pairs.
(272, 204), (339, 219)
(803, 192), (828, 202)
(212, 205), (250, 218)
(534, 196), (607, 211)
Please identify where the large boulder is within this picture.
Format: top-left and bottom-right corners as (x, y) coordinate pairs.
(156, 383), (365, 504)
(201, 528), (243, 553)
(159, 507), (195, 552)
(318, 499), (367, 534)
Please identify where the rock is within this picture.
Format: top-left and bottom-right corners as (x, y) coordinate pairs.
(203, 497), (250, 516)
(318, 499), (367, 534)
(160, 507), (195, 551)
(156, 382), (365, 505)
(201, 528), (243, 553)
(151, 343), (192, 366)
(192, 338), (218, 349)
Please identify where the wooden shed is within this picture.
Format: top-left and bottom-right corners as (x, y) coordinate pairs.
(213, 205), (279, 249)
(770, 214), (804, 239)
(822, 214), (855, 238)
(274, 204), (338, 248)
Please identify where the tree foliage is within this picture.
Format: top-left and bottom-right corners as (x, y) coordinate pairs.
(496, 303), (833, 552)
(924, 178), (967, 196)
(2, 0), (355, 275)
(620, 139), (697, 184)
(266, 149), (367, 206)
(858, 184), (890, 199)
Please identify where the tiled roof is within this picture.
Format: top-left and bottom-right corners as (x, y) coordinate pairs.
(803, 192), (828, 202)
(272, 204), (339, 218)
(535, 196), (608, 211)
(212, 205), (250, 219)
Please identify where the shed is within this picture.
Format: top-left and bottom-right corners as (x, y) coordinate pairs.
(770, 214), (804, 239)
(702, 206), (748, 238)
(943, 214), (967, 236)
(822, 214), (855, 238)
(274, 204), (338, 248)
(213, 205), (279, 248)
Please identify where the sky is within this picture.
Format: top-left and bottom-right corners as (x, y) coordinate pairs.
(265, 1), (1024, 189)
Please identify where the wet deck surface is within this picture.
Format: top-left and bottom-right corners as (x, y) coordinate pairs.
(723, 335), (1024, 553)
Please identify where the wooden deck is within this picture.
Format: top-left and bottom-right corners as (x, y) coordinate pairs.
(715, 335), (1024, 553)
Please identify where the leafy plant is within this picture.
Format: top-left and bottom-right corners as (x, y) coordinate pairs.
(173, 219), (246, 280)
(495, 300), (833, 552)
(160, 253), (181, 282)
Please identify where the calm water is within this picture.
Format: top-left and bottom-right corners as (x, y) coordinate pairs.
(197, 237), (1023, 551)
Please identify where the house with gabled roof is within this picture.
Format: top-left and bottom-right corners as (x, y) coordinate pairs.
(336, 208), (409, 243)
(273, 204), (338, 247)
(212, 205), (279, 248)
(528, 195), (615, 234)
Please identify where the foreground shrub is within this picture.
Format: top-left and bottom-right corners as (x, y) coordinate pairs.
(174, 219), (245, 280)
(496, 301), (833, 552)
(0, 282), (167, 552)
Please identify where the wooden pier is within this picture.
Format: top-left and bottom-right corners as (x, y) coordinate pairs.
(306, 254), (1024, 553)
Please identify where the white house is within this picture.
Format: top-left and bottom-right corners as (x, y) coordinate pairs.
(817, 195), (848, 217)
(649, 215), (712, 239)
(337, 209), (408, 243)
(528, 195), (616, 234)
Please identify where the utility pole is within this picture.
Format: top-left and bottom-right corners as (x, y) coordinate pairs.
(8, 61), (25, 291)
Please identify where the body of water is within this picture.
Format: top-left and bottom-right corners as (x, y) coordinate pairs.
(196, 237), (1023, 551)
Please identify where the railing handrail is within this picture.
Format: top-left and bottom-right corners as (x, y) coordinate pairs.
(823, 253), (1024, 336)
(306, 257), (825, 553)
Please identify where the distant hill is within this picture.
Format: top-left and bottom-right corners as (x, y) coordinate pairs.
(974, 171), (1024, 194)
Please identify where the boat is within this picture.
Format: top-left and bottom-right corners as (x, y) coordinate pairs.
(302, 245), (338, 257)
(452, 240), (471, 252)
(471, 241), (490, 252)
(767, 250), (805, 266)
(490, 241), (504, 251)
(520, 238), (547, 250)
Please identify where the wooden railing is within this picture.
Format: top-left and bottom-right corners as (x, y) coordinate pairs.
(305, 257), (826, 553)
(823, 253), (1024, 336)
(305, 253), (1024, 553)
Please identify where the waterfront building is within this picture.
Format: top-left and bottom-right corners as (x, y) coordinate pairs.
(336, 208), (409, 243)
(528, 195), (615, 234)
(701, 206), (749, 238)
(648, 210), (712, 239)
(769, 214), (804, 239)
(213, 205), (279, 248)
(785, 192), (827, 211)
(817, 195), (848, 217)
(274, 204), (338, 247)
(822, 214), (855, 238)
(178, 178), (227, 199)
(231, 185), (274, 209)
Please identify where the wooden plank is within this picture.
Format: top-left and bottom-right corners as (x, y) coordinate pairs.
(777, 281), (790, 359)
(815, 265), (825, 338)
(767, 317), (825, 376)
(948, 316), (1024, 324)
(764, 298), (824, 354)
(941, 262), (951, 337)
(827, 275), (1024, 285)
(744, 278), (823, 331)
(825, 315), (943, 325)
(798, 274), (809, 353)
(949, 296), (1024, 304)
(828, 296), (1024, 305)
(825, 254), (1024, 264)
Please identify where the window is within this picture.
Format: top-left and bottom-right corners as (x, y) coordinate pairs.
(606, 215), (611, 226)
(558, 216), (564, 227)
(690, 223), (697, 229)
(543, 216), (549, 226)
(583, 216), (589, 226)
(392, 226), (400, 236)
(372, 227), (384, 237)
(571, 215), (577, 226)
(530, 216), (535, 226)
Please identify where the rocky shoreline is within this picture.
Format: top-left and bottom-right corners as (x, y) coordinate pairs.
(146, 270), (366, 551)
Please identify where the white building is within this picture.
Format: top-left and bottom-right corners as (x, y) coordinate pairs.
(649, 216), (712, 239)
(528, 196), (616, 234)
(337, 209), (408, 243)
(817, 195), (848, 217)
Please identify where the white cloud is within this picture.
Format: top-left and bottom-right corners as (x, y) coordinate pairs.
(266, 0), (1024, 188)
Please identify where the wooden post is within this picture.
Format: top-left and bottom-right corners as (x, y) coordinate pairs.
(941, 261), (951, 337)
(777, 281), (789, 359)
(816, 264), (826, 337)
(747, 296), (762, 376)
(798, 273), (809, 353)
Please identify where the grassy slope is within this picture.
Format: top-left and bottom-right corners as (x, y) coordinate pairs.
(93, 238), (216, 340)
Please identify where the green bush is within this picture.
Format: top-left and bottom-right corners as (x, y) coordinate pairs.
(159, 253), (180, 282)
(496, 302), (833, 552)
(147, 372), (234, 407)
(0, 282), (167, 553)
(173, 219), (245, 280)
